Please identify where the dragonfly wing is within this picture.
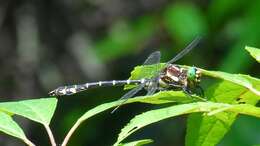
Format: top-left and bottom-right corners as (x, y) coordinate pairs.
(146, 85), (157, 95)
(166, 36), (202, 65)
(141, 51), (161, 80)
(143, 51), (161, 65)
(111, 83), (146, 113)
(112, 51), (161, 113)
(146, 76), (160, 95)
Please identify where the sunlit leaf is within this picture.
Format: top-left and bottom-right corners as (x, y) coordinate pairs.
(119, 139), (153, 146)
(0, 98), (57, 125)
(119, 63), (260, 146)
(186, 65), (260, 146)
(67, 61), (259, 146)
(245, 46), (260, 63)
(185, 80), (259, 146)
(64, 90), (194, 144)
(78, 90), (192, 123)
(200, 69), (260, 97)
(0, 111), (26, 140)
(113, 101), (260, 145)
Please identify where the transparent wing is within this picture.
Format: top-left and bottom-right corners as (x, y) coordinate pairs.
(111, 84), (145, 113)
(141, 51), (161, 80)
(143, 51), (161, 65)
(146, 84), (157, 95)
(141, 51), (161, 96)
(166, 36), (202, 65)
(112, 51), (161, 113)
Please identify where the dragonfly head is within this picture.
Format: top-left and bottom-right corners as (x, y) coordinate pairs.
(48, 90), (56, 96)
(187, 67), (201, 83)
(48, 87), (66, 96)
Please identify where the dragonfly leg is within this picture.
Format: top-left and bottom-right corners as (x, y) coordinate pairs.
(182, 86), (206, 101)
(158, 87), (168, 91)
(182, 86), (195, 100)
(196, 85), (205, 98)
(168, 83), (182, 91)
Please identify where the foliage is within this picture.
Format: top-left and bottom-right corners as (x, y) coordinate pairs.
(246, 46), (260, 63)
(0, 98), (57, 146)
(118, 139), (153, 146)
(0, 47), (259, 146)
(1, 0), (260, 145)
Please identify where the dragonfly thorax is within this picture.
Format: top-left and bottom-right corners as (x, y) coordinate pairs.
(159, 64), (186, 87)
(159, 64), (201, 89)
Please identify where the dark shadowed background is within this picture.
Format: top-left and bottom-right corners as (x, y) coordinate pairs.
(0, 0), (259, 146)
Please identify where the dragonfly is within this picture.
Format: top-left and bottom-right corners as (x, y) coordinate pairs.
(49, 37), (204, 113)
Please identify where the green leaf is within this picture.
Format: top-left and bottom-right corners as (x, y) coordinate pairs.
(245, 46), (260, 63)
(113, 101), (260, 146)
(0, 111), (26, 140)
(117, 63), (260, 146)
(200, 68), (260, 97)
(67, 63), (259, 145)
(119, 139), (153, 146)
(65, 90), (194, 144)
(185, 78), (259, 146)
(0, 98), (57, 125)
(78, 90), (192, 123)
(113, 102), (224, 146)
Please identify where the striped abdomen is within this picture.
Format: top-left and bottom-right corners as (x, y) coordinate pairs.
(49, 79), (146, 96)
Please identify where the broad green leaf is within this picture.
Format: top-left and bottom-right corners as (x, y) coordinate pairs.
(119, 139), (153, 146)
(113, 101), (260, 146)
(185, 80), (259, 146)
(65, 90), (194, 143)
(113, 102), (226, 146)
(67, 63), (259, 145)
(78, 90), (192, 123)
(0, 111), (26, 140)
(0, 98), (57, 125)
(122, 64), (260, 146)
(200, 68), (260, 96)
(245, 46), (260, 63)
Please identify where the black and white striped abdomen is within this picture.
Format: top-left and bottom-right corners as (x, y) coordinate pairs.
(49, 79), (146, 96)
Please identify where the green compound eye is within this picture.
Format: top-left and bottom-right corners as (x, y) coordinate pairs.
(187, 67), (197, 81)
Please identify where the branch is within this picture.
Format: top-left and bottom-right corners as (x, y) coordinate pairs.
(44, 124), (57, 146)
(24, 138), (36, 146)
(61, 119), (82, 146)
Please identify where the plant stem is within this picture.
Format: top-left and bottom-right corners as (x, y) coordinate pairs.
(44, 124), (57, 146)
(61, 119), (82, 146)
(24, 138), (36, 146)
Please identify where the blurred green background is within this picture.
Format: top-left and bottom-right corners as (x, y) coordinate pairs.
(0, 0), (259, 146)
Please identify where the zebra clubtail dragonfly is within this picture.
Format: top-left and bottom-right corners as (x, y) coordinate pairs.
(49, 37), (204, 113)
